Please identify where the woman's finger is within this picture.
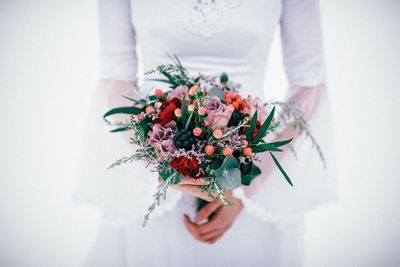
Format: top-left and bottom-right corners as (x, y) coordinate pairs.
(178, 178), (209, 186)
(206, 233), (224, 244)
(173, 184), (215, 201)
(196, 216), (223, 234)
(195, 200), (222, 222)
(183, 214), (202, 240)
(199, 229), (221, 241)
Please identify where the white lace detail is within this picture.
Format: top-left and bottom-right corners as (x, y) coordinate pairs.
(174, 0), (243, 38)
(286, 66), (326, 88)
(232, 187), (304, 230)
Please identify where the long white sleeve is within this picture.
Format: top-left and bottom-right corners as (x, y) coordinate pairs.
(72, 0), (182, 226)
(234, 0), (337, 229)
(98, 0), (138, 81)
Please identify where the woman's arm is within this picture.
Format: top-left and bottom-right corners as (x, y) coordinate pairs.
(242, 0), (328, 197)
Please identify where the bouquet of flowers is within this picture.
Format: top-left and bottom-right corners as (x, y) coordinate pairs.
(104, 57), (322, 226)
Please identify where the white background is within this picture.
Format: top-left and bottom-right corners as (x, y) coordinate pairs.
(0, 0), (399, 266)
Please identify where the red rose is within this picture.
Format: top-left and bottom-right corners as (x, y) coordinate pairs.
(155, 98), (181, 126)
(170, 156), (201, 177)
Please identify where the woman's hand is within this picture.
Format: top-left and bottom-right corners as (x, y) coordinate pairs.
(183, 191), (243, 244)
(158, 176), (214, 201)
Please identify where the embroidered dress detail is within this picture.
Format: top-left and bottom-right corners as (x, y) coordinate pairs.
(174, 0), (243, 38)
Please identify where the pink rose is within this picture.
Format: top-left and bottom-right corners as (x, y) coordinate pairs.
(246, 95), (268, 122)
(148, 121), (176, 155)
(167, 85), (188, 100)
(203, 96), (233, 130)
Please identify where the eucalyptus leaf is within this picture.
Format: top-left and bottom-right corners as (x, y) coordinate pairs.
(215, 168), (241, 190)
(209, 87), (225, 100)
(213, 156), (241, 190)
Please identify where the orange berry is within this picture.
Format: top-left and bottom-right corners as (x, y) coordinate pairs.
(232, 101), (239, 110)
(205, 145), (215, 156)
(155, 89), (163, 98)
(225, 91), (234, 99)
(213, 129), (223, 139)
(174, 108), (182, 117)
(193, 127), (202, 137)
(198, 107), (207, 116)
(145, 106), (155, 114)
(243, 147), (253, 156)
(223, 147), (233, 156)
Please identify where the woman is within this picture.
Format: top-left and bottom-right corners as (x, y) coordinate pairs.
(74, 0), (337, 266)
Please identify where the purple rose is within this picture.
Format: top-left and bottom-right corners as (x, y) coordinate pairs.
(203, 96), (233, 130)
(148, 121), (176, 155)
(167, 85), (188, 100)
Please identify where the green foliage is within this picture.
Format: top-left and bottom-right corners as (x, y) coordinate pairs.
(159, 169), (181, 185)
(252, 106), (275, 144)
(241, 164), (261, 186)
(214, 156), (241, 190)
(220, 72), (229, 83)
(209, 87), (225, 100)
(251, 143), (283, 153)
(245, 110), (258, 141)
(269, 152), (293, 186)
(103, 106), (142, 118)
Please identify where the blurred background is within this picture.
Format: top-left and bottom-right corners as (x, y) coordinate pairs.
(0, 0), (399, 266)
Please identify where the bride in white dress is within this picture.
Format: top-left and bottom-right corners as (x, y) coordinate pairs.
(73, 0), (337, 266)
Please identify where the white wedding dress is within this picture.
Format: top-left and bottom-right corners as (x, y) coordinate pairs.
(73, 0), (338, 266)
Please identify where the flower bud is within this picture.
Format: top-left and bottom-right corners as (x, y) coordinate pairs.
(174, 108), (182, 117)
(188, 104), (195, 112)
(145, 106), (155, 114)
(193, 127), (202, 137)
(223, 147), (233, 156)
(198, 107), (207, 116)
(213, 129), (223, 139)
(243, 147), (253, 156)
(205, 145), (215, 155)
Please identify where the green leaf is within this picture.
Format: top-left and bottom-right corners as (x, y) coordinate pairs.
(149, 95), (157, 101)
(213, 156), (241, 190)
(146, 78), (177, 86)
(245, 110), (258, 141)
(251, 144), (283, 153)
(159, 169), (181, 185)
(181, 98), (188, 127)
(210, 158), (223, 170)
(252, 106), (275, 144)
(220, 73), (229, 83)
(215, 168), (241, 190)
(122, 95), (136, 102)
(268, 138), (293, 148)
(209, 87), (225, 100)
(103, 106), (142, 118)
(269, 152), (293, 186)
(110, 127), (132, 133)
(241, 164), (261, 186)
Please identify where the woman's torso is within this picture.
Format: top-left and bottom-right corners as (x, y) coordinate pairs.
(130, 0), (282, 97)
